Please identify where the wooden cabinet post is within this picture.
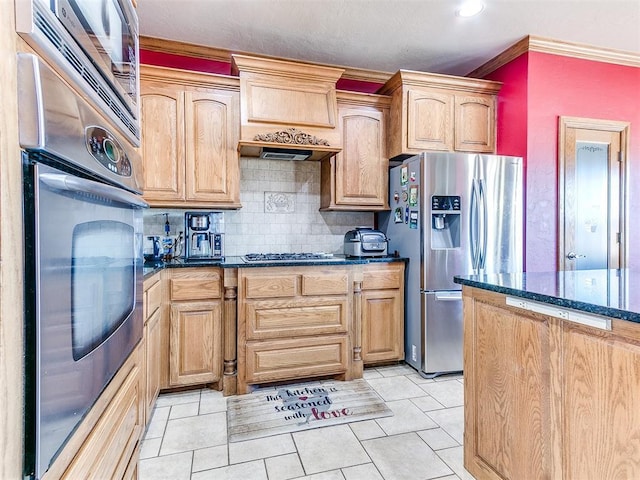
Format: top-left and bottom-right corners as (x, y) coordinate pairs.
(351, 267), (364, 379)
(223, 269), (238, 396)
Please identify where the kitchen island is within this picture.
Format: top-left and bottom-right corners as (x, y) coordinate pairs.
(454, 269), (640, 480)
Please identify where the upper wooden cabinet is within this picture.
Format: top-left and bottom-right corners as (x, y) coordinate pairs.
(231, 54), (344, 161)
(140, 65), (241, 209)
(320, 91), (390, 211)
(378, 70), (501, 158)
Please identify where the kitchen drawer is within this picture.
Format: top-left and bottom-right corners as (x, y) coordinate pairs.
(170, 268), (222, 301)
(245, 335), (348, 383)
(243, 274), (297, 299)
(62, 363), (142, 479)
(245, 297), (348, 340)
(301, 272), (349, 295)
(362, 264), (404, 290)
(145, 278), (163, 319)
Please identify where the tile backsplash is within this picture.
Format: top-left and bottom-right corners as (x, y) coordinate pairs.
(143, 158), (374, 257)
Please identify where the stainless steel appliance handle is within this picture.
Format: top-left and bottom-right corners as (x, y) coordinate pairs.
(479, 179), (488, 269)
(434, 291), (463, 301)
(39, 173), (149, 208)
(470, 179), (480, 269)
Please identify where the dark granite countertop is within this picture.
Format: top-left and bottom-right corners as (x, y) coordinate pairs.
(144, 255), (407, 279)
(454, 269), (640, 323)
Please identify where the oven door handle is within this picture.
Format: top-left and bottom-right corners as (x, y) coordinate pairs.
(39, 173), (149, 208)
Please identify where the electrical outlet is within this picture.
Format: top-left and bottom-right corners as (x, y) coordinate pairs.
(412, 345), (417, 362)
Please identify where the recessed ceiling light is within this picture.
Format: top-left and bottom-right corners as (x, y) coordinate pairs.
(457, 0), (485, 17)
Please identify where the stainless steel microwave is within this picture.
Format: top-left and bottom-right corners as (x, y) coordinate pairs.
(16, 0), (140, 146)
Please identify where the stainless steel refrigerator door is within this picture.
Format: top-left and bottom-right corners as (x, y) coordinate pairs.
(422, 291), (463, 375)
(381, 158), (423, 371)
(421, 153), (523, 290)
(477, 154), (524, 274)
(420, 153), (476, 290)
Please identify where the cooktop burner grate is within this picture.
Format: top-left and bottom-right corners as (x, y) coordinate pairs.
(241, 252), (335, 263)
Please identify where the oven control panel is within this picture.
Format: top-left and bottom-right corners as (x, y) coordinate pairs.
(85, 126), (132, 177)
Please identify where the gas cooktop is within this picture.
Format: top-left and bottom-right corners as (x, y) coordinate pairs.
(241, 252), (336, 263)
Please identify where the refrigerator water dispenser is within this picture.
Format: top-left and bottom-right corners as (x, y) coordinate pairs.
(431, 195), (461, 249)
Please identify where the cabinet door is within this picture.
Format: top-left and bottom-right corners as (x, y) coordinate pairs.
(184, 90), (240, 206)
(362, 289), (403, 364)
(407, 89), (453, 151)
(145, 307), (162, 419)
(454, 94), (495, 152)
(561, 322), (640, 479)
(333, 106), (388, 208)
(169, 301), (223, 386)
(140, 83), (185, 202)
(61, 351), (143, 480)
(464, 295), (552, 480)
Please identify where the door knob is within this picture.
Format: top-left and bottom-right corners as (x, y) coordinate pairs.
(566, 252), (586, 260)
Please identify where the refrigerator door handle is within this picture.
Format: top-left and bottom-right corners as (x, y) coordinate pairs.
(434, 291), (463, 301)
(470, 179), (480, 269)
(479, 179), (488, 269)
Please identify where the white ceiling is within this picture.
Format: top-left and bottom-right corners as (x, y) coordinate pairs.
(137, 0), (640, 77)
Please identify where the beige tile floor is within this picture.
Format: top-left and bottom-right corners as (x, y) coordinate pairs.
(138, 364), (475, 480)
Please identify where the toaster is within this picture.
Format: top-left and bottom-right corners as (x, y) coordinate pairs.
(344, 227), (388, 257)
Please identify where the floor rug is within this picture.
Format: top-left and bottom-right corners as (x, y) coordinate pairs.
(227, 378), (393, 442)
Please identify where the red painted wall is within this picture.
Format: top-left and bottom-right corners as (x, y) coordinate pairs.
(140, 49), (384, 93)
(486, 51), (640, 271)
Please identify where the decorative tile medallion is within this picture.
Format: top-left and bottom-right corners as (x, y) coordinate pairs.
(265, 192), (295, 213)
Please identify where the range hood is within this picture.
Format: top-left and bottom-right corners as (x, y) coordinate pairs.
(239, 133), (342, 162)
(259, 147), (312, 161)
(233, 54), (344, 162)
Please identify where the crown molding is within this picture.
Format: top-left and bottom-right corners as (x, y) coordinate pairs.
(139, 64), (239, 89)
(469, 35), (640, 78)
(139, 36), (392, 84)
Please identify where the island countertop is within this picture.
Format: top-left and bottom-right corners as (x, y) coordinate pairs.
(454, 269), (640, 323)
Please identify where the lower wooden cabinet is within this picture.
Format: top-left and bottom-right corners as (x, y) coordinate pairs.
(237, 266), (353, 393)
(168, 267), (223, 387)
(170, 301), (223, 385)
(143, 271), (163, 422)
(43, 345), (144, 480)
(464, 288), (551, 479)
(145, 306), (162, 413)
(361, 262), (405, 364)
(463, 286), (640, 480)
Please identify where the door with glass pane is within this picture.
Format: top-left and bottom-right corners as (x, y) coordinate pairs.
(558, 117), (629, 271)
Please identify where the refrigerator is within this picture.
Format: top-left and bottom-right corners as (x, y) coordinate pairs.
(378, 152), (523, 376)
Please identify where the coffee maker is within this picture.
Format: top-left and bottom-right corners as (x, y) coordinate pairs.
(184, 212), (224, 260)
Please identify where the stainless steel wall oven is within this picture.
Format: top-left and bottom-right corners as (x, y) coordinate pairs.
(19, 53), (147, 479)
(16, 0), (140, 145)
